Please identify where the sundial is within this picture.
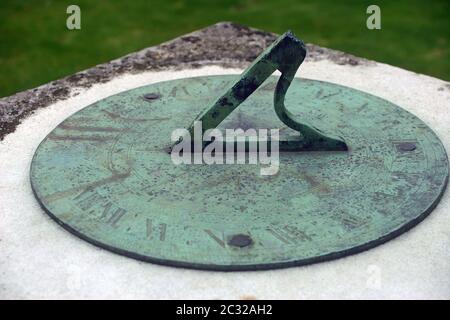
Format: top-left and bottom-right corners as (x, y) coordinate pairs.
(30, 31), (448, 271)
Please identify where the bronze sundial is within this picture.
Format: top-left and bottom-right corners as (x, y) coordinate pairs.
(30, 32), (448, 270)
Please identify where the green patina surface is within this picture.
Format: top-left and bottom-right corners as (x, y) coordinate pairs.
(30, 33), (448, 270)
(30, 74), (448, 270)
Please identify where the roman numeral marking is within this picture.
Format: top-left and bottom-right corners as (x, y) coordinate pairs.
(169, 86), (178, 98)
(266, 228), (291, 244)
(204, 229), (225, 248)
(146, 219), (152, 238)
(315, 88), (323, 98)
(100, 202), (126, 227)
(159, 223), (167, 241)
(146, 219), (167, 241)
(107, 208), (126, 227)
(182, 86), (190, 96)
(340, 214), (367, 230)
(74, 189), (104, 211)
(357, 102), (368, 113)
(266, 225), (312, 245)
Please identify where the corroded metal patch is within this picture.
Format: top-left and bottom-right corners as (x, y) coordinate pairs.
(30, 75), (448, 270)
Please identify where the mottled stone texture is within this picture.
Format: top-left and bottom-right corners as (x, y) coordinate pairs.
(0, 22), (370, 140)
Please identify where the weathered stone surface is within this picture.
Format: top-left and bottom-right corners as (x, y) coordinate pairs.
(0, 22), (371, 140)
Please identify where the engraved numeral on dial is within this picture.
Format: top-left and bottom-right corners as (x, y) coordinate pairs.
(146, 219), (167, 241)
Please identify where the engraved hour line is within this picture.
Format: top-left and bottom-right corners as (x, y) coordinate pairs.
(47, 133), (116, 142)
(146, 219), (167, 241)
(43, 171), (130, 203)
(59, 123), (127, 132)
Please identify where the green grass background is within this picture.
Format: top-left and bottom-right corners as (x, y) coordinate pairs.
(0, 0), (449, 97)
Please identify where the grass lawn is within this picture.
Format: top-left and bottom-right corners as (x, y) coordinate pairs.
(0, 0), (448, 97)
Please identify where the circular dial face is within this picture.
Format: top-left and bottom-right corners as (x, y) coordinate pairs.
(30, 75), (448, 270)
